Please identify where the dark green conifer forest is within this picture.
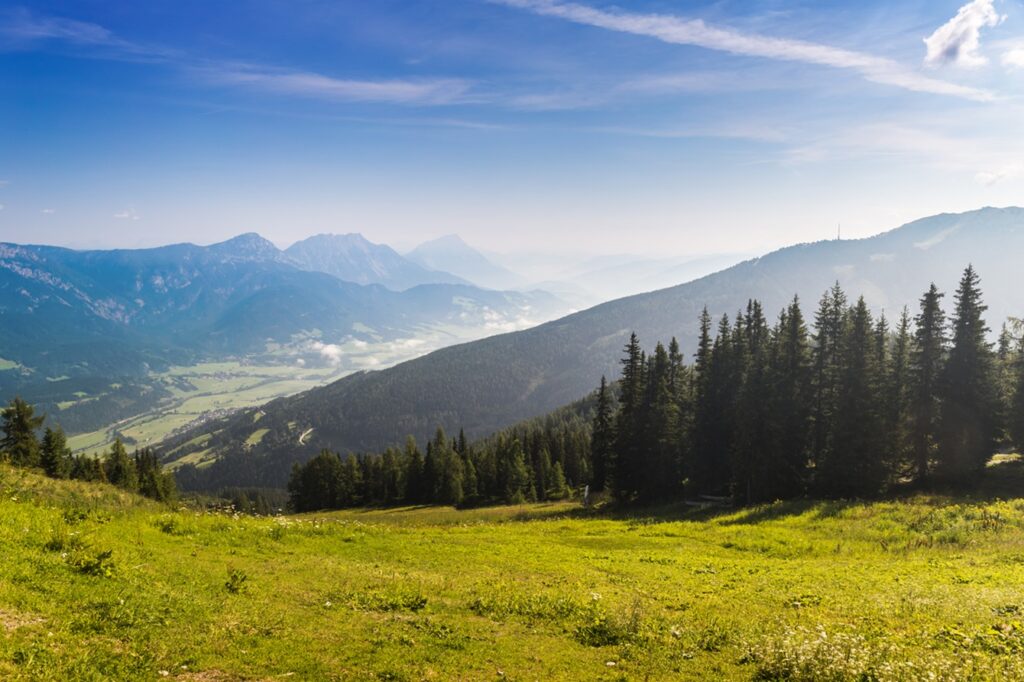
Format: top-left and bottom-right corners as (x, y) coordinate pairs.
(286, 266), (1024, 512)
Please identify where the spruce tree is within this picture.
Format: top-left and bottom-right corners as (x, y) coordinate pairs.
(697, 314), (739, 494)
(887, 308), (912, 473)
(288, 450), (342, 512)
(732, 300), (772, 504)
(40, 426), (72, 479)
(818, 298), (887, 497)
(641, 342), (681, 500)
(590, 376), (615, 492)
(503, 438), (530, 504)
(937, 266), (999, 482)
(549, 461), (569, 499)
(1, 397), (44, 468)
(104, 439), (138, 491)
(337, 455), (364, 507)
(433, 427), (464, 506)
(996, 322), (1021, 443)
(811, 283), (847, 469)
(403, 436), (426, 504)
(135, 448), (177, 503)
(909, 284), (947, 484)
(613, 333), (644, 500)
(765, 296), (812, 500)
(691, 308), (716, 492)
(422, 442), (439, 502)
(1010, 341), (1024, 453)
(381, 447), (402, 503)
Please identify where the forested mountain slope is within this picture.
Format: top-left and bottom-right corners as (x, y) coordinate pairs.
(163, 207), (1024, 483)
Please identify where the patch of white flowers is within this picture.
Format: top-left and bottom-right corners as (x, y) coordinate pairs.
(746, 625), (1024, 682)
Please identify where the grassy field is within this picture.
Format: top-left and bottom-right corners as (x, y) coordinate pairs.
(4, 462), (1024, 680)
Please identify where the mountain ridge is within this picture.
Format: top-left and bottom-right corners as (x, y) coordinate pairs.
(161, 206), (1024, 488)
(407, 234), (527, 291)
(286, 232), (469, 290)
(0, 233), (572, 434)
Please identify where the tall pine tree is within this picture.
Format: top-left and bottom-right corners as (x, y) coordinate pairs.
(909, 284), (947, 485)
(1, 397), (44, 467)
(936, 266), (999, 482)
(613, 333), (644, 500)
(590, 376), (615, 492)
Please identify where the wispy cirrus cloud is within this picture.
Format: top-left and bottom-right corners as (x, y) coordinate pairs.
(1, 8), (473, 106)
(0, 7), (176, 62)
(495, 0), (996, 102)
(1, 9), (114, 45)
(923, 0), (1003, 68)
(195, 66), (473, 106)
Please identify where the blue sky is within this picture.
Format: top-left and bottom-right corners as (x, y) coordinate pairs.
(1, 0), (1022, 256)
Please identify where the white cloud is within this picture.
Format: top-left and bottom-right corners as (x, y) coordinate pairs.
(195, 66), (472, 106)
(496, 0), (995, 101)
(0, 204), (4, 211)
(975, 163), (1023, 185)
(41, 208), (55, 214)
(1003, 47), (1024, 69)
(923, 0), (1003, 68)
(113, 208), (140, 220)
(311, 341), (344, 367)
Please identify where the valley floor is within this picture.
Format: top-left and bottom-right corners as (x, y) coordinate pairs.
(3, 461), (1024, 680)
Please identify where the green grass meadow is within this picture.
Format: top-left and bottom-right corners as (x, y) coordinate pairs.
(3, 461), (1024, 680)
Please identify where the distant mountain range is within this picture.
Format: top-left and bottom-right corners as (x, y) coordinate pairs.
(0, 233), (570, 433)
(407, 235), (527, 291)
(287, 233), (470, 290)
(162, 207), (1024, 488)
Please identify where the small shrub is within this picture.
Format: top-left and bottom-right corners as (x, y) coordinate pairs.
(574, 599), (646, 648)
(468, 589), (586, 623)
(61, 508), (89, 525)
(994, 604), (1022, 617)
(225, 568), (249, 594)
(44, 523), (83, 552)
(154, 515), (196, 536)
(409, 618), (469, 650)
(696, 618), (731, 652)
(575, 613), (629, 647)
(346, 587), (427, 613)
(67, 548), (115, 578)
(785, 593), (823, 609)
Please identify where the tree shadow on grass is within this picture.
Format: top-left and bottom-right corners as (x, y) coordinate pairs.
(322, 456), (1024, 526)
